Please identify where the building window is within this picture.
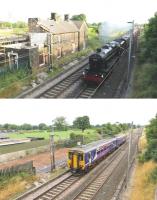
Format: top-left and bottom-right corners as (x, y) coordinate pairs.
(58, 36), (61, 44)
(72, 43), (76, 53)
(57, 47), (62, 58)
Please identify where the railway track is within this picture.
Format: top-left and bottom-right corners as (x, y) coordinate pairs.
(16, 137), (136, 200)
(16, 171), (81, 200)
(71, 146), (127, 200)
(17, 57), (89, 98)
(75, 57), (120, 98)
(38, 66), (86, 98)
(68, 135), (139, 200)
(34, 175), (80, 200)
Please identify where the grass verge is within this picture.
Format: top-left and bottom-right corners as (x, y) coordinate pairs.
(0, 172), (37, 200)
(129, 133), (157, 200)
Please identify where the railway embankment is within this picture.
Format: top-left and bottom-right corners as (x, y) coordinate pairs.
(122, 133), (157, 200)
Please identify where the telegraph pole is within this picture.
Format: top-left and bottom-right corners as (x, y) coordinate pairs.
(127, 21), (134, 87)
(50, 122), (55, 172)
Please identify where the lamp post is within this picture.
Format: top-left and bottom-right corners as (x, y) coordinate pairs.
(50, 121), (55, 172)
(127, 20), (134, 87)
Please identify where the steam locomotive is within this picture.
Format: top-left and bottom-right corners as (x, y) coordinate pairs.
(67, 135), (126, 174)
(82, 35), (130, 85)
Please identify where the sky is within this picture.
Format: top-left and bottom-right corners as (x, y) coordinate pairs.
(0, 100), (157, 126)
(0, 0), (157, 24)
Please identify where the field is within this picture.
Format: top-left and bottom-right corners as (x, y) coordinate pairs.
(8, 129), (96, 140)
(0, 28), (28, 36)
(0, 139), (49, 155)
(0, 129), (99, 154)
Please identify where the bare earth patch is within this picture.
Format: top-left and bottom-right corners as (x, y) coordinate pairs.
(0, 148), (68, 170)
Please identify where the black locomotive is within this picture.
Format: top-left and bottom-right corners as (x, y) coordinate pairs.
(82, 35), (130, 85)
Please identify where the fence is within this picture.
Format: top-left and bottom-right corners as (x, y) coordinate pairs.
(0, 161), (35, 176)
(0, 54), (30, 77)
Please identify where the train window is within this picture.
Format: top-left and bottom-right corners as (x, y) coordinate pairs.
(78, 154), (83, 161)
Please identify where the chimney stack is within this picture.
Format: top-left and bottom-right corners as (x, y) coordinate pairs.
(64, 14), (69, 21)
(51, 13), (57, 21)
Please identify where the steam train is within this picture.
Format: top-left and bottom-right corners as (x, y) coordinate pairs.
(82, 35), (130, 85)
(67, 135), (126, 174)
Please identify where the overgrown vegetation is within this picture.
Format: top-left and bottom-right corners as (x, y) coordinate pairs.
(130, 115), (157, 200)
(0, 48), (91, 98)
(0, 68), (31, 98)
(132, 13), (157, 97)
(137, 115), (157, 163)
(129, 160), (157, 200)
(0, 172), (37, 200)
(142, 115), (157, 162)
(87, 27), (101, 50)
(0, 21), (28, 36)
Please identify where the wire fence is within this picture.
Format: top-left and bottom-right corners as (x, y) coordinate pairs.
(0, 161), (35, 177)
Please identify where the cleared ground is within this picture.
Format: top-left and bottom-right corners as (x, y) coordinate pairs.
(0, 148), (68, 170)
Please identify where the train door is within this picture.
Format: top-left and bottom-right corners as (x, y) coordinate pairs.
(88, 152), (92, 165)
(71, 152), (78, 170)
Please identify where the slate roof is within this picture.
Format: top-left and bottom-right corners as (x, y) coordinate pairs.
(72, 20), (85, 29)
(37, 19), (82, 34)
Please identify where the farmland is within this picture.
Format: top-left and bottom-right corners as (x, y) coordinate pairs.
(8, 129), (96, 140)
(0, 129), (100, 154)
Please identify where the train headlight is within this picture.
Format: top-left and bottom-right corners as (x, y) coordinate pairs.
(83, 72), (85, 76)
(101, 75), (104, 78)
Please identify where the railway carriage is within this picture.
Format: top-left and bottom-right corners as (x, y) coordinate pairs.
(67, 135), (126, 174)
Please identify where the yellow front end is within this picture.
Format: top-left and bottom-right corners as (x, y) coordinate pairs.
(67, 151), (85, 172)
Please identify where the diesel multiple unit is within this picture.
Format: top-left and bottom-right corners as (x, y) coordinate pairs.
(67, 135), (126, 173)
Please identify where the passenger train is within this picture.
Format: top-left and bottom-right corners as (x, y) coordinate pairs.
(67, 135), (126, 174)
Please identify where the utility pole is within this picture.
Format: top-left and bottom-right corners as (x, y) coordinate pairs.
(127, 20), (134, 87)
(126, 122), (133, 188)
(50, 122), (55, 172)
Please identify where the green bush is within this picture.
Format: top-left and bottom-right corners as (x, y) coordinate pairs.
(148, 167), (157, 183)
(138, 153), (146, 164)
(132, 63), (157, 98)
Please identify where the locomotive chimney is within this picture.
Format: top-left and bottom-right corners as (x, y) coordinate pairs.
(51, 13), (57, 21)
(64, 14), (69, 21)
(96, 48), (101, 53)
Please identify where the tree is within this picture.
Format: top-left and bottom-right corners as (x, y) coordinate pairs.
(71, 14), (86, 22)
(141, 13), (157, 63)
(144, 114), (157, 161)
(73, 116), (90, 132)
(38, 123), (47, 130)
(53, 117), (68, 131)
(20, 123), (32, 130)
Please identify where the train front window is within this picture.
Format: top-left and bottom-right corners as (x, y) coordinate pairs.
(68, 152), (72, 159)
(78, 154), (83, 161)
